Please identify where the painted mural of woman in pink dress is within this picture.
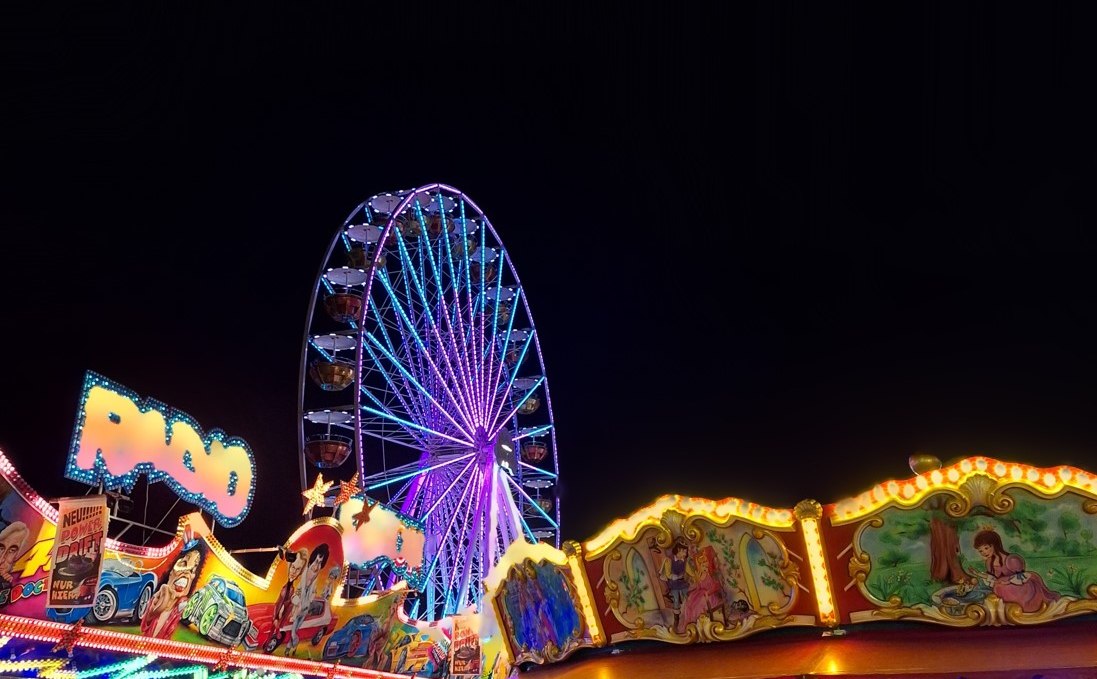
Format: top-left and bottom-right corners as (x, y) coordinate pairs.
(972, 529), (1061, 613)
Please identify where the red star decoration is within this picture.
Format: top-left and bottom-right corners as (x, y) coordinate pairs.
(352, 498), (375, 530)
(334, 472), (360, 507)
(302, 473), (334, 515)
(326, 659), (341, 679)
(51, 620), (83, 656)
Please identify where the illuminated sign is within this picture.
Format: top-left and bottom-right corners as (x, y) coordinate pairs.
(66, 372), (256, 527)
(335, 497), (425, 578)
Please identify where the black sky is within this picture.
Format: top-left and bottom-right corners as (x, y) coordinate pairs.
(2, 4), (1096, 551)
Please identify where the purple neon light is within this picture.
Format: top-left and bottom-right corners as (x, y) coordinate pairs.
(407, 201), (482, 428)
(421, 456), (476, 519)
(361, 332), (475, 444)
(362, 297), (434, 440)
(370, 266), (477, 436)
(389, 217), (481, 429)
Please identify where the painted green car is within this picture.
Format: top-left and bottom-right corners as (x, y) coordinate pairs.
(181, 576), (259, 649)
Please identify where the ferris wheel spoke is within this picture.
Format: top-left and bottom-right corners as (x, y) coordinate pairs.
(360, 457), (432, 484)
(486, 284), (523, 414)
(360, 338), (431, 440)
(501, 477), (537, 543)
(365, 290), (433, 424)
(444, 465), (483, 614)
(486, 329), (538, 435)
(360, 403), (473, 448)
(504, 472), (559, 528)
(421, 469), (477, 587)
(492, 465), (521, 546)
(491, 375), (545, 440)
(407, 204), (483, 429)
(478, 250), (507, 422)
(472, 207), (491, 425)
(518, 460), (557, 477)
(453, 199), (484, 425)
(379, 275), (464, 428)
(454, 465), (490, 604)
(357, 424), (424, 450)
(361, 451), (475, 493)
(420, 457), (477, 519)
(485, 466), (499, 578)
(410, 201), (485, 433)
(371, 268), (478, 432)
(436, 223), (479, 432)
(512, 423), (553, 442)
(393, 210), (475, 416)
(363, 331), (475, 443)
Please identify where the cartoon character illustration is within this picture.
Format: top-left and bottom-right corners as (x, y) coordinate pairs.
(271, 548), (306, 638)
(268, 543), (337, 655)
(49, 557), (157, 625)
(658, 538), (695, 630)
(972, 529), (1062, 613)
(181, 576), (260, 649)
(140, 547), (203, 639)
(322, 614), (377, 660)
(0, 521), (29, 594)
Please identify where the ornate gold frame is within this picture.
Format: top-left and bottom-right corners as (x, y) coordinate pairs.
(843, 471), (1097, 627)
(485, 541), (602, 666)
(597, 506), (810, 645)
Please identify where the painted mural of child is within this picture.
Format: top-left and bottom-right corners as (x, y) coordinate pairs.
(973, 529), (1061, 613)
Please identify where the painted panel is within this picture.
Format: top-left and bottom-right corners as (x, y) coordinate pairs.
(582, 495), (816, 645)
(485, 541), (602, 667)
(826, 459), (1097, 627)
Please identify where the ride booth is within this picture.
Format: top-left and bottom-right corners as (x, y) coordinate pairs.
(486, 457), (1097, 678)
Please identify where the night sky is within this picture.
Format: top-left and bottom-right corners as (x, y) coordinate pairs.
(2, 4), (1096, 553)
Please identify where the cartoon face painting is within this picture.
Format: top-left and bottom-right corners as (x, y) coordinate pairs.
(0, 522), (29, 585)
(141, 547), (204, 640)
(170, 549), (201, 596)
(288, 550), (307, 582)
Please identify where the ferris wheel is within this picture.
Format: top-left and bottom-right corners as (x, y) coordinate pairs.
(298, 183), (560, 619)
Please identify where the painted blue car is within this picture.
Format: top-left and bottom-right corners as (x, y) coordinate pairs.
(322, 614), (377, 660)
(48, 558), (157, 625)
